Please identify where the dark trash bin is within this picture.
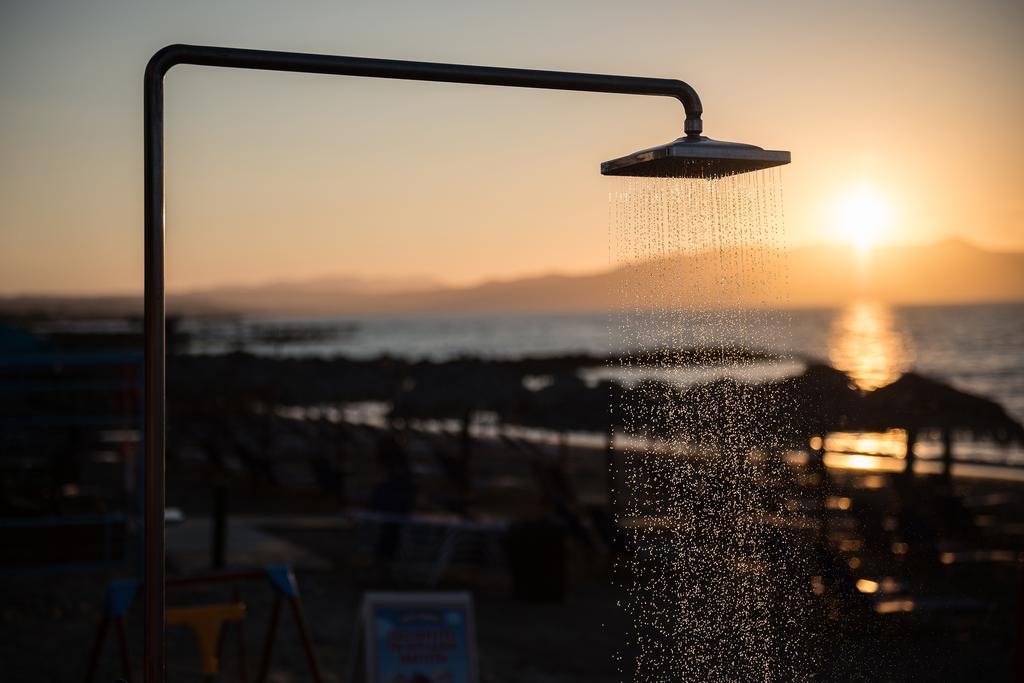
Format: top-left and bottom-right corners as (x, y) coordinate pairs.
(506, 518), (566, 602)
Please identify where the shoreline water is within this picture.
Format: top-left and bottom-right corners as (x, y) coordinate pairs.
(170, 302), (1024, 419)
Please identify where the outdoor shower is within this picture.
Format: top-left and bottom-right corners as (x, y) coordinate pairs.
(142, 43), (790, 681)
(601, 136), (790, 178)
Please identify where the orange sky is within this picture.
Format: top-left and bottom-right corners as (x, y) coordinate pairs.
(1, 0), (1022, 295)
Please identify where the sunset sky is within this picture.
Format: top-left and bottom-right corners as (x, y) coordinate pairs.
(2, 0), (1022, 295)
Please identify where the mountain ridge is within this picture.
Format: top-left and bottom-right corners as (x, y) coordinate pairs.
(2, 239), (1021, 316)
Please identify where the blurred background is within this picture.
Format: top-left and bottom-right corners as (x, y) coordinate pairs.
(1, 1), (1023, 680)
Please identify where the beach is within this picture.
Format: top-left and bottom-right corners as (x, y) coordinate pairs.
(3, 301), (1024, 680)
(2, 421), (1021, 681)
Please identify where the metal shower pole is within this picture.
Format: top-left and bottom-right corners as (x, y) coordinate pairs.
(143, 43), (703, 681)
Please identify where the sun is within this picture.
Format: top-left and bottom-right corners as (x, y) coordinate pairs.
(834, 186), (891, 252)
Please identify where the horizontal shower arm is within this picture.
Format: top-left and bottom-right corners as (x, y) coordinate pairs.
(146, 44), (704, 136)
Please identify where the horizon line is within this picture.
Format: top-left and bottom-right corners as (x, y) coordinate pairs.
(3, 234), (1020, 300)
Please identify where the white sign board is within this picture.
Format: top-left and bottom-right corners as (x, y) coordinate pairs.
(354, 591), (480, 683)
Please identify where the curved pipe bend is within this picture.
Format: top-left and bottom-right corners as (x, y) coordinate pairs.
(145, 43), (703, 135)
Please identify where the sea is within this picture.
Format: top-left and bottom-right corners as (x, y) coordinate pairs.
(180, 301), (1024, 425)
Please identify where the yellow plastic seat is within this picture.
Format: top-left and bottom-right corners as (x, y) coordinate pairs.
(166, 602), (247, 676)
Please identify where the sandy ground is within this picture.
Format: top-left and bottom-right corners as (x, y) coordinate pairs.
(1, 433), (1021, 681)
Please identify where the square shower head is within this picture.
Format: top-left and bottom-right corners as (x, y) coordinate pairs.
(601, 136), (790, 178)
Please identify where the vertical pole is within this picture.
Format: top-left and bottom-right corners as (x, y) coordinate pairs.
(117, 615), (136, 683)
(288, 596), (325, 683)
(903, 427), (917, 479)
(84, 616), (109, 683)
(257, 594), (282, 683)
(941, 428), (954, 483)
(1015, 563), (1024, 683)
(143, 65), (167, 683)
(809, 433), (828, 541)
(233, 585), (249, 683)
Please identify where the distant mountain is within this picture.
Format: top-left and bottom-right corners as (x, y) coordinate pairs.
(783, 238), (1024, 308)
(2, 239), (1022, 316)
(187, 273), (443, 296)
(170, 274), (445, 314)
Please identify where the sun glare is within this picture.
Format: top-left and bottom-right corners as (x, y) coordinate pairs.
(834, 187), (890, 252)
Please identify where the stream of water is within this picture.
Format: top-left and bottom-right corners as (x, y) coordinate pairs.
(608, 169), (817, 680)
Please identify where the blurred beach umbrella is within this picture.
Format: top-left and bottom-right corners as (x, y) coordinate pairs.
(512, 375), (619, 434)
(389, 360), (528, 424)
(859, 372), (1024, 478)
(620, 375), (766, 448)
(677, 377), (761, 451)
(619, 379), (686, 441)
(169, 354), (408, 412)
(666, 364), (860, 453)
(763, 363), (862, 443)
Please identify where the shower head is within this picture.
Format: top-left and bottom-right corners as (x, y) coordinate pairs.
(601, 135), (790, 178)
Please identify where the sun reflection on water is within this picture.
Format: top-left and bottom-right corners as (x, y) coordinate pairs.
(825, 430), (908, 458)
(828, 300), (912, 391)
